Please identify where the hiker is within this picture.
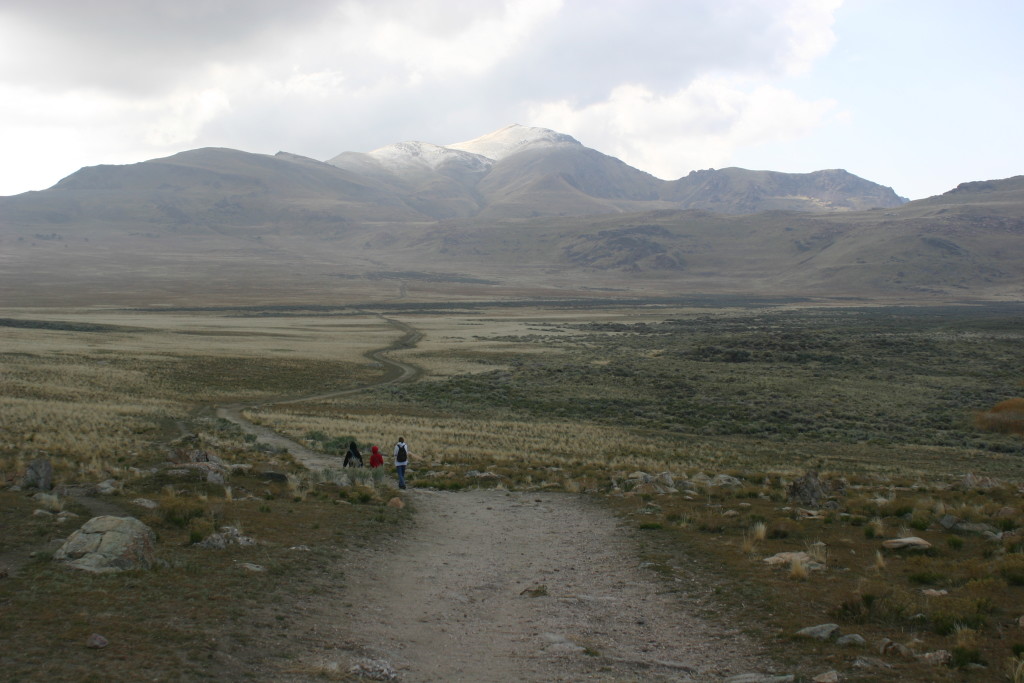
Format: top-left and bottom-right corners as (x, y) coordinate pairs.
(369, 445), (383, 468)
(343, 441), (363, 467)
(394, 437), (410, 489)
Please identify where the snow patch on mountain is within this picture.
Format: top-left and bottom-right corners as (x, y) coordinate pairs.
(367, 141), (491, 173)
(448, 124), (579, 161)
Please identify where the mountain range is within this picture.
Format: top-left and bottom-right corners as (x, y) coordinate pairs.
(0, 125), (1021, 306)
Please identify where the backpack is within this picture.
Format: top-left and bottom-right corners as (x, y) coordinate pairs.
(396, 442), (408, 463)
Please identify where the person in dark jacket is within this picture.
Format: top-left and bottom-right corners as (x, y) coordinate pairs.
(343, 441), (363, 467)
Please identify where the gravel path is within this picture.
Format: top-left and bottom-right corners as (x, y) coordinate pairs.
(215, 319), (778, 681)
(287, 488), (775, 682)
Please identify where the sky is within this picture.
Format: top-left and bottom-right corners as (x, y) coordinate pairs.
(0, 0), (1021, 200)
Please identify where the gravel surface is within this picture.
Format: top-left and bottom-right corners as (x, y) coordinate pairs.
(278, 488), (777, 682)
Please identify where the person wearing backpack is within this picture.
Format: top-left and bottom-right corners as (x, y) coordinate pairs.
(393, 437), (410, 489)
(343, 441), (363, 467)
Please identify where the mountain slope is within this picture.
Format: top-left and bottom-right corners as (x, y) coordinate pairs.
(324, 124), (906, 218)
(2, 148), (430, 237)
(662, 167), (906, 213)
(0, 128), (1019, 306)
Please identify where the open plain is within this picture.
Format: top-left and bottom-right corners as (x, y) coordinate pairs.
(2, 295), (1024, 681)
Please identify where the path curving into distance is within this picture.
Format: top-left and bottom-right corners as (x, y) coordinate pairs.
(215, 316), (423, 470)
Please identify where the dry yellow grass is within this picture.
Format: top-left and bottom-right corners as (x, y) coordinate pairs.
(0, 310), (398, 468)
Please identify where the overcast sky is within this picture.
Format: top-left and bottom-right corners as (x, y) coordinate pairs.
(1, 0), (1020, 199)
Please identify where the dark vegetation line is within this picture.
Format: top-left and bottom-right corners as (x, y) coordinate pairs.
(115, 298), (1024, 319)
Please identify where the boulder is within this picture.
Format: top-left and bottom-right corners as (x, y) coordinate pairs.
(23, 457), (53, 490)
(788, 471), (825, 507)
(710, 474), (743, 488)
(54, 516), (156, 573)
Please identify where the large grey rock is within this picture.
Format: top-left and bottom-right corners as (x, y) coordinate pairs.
(710, 474), (743, 488)
(54, 516), (156, 573)
(788, 470), (825, 506)
(24, 458), (53, 490)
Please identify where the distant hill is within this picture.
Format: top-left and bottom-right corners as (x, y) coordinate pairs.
(0, 126), (1019, 307)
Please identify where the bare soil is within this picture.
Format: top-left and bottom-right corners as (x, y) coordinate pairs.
(259, 488), (776, 682)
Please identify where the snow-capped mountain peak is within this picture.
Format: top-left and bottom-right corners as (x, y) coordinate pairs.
(447, 124), (579, 161)
(367, 140), (491, 172)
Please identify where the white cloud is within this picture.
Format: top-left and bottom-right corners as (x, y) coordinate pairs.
(0, 0), (851, 194)
(530, 79), (838, 179)
(145, 89), (233, 147)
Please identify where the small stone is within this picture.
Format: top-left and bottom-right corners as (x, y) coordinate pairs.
(86, 633), (109, 649)
(836, 634), (866, 647)
(878, 638), (913, 657)
(852, 656), (892, 670)
(921, 588), (948, 597)
(881, 537), (932, 550)
(796, 623), (840, 641)
(131, 498), (159, 510)
(238, 562), (266, 572)
(812, 671), (840, 683)
(348, 658), (397, 681)
(917, 650), (952, 666)
(710, 474), (743, 488)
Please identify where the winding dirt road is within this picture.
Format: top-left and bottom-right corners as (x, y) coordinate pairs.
(215, 316), (422, 470)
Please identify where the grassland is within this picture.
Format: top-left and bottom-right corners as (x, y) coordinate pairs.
(2, 300), (1024, 680)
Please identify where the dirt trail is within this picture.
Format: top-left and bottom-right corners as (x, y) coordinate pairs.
(216, 316), (421, 470)
(277, 489), (773, 682)
(216, 318), (777, 680)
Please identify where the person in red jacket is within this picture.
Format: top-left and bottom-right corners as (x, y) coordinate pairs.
(369, 445), (384, 468)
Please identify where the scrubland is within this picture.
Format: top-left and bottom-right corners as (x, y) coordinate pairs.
(2, 300), (1024, 680)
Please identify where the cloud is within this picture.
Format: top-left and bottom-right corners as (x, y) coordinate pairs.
(0, 0), (846, 194)
(0, 0), (339, 94)
(530, 79), (839, 179)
